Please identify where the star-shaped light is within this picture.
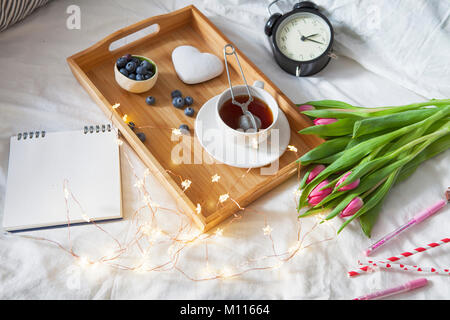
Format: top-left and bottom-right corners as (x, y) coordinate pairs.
(112, 103), (120, 109)
(215, 228), (224, 237)
(81, 213), (91, 223)
(263, 225), (273, 236)
(219, 193), (229, 203)
(63, 188), (70, 200)
(181, 179), (191, 191)
(172, 128), (182, 136)
(287, 145), (298, 152)
(134, 179), (144, 188)
(211, 174), (221, 183)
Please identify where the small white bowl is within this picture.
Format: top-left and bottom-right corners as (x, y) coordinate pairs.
(114, 55), (158, 93)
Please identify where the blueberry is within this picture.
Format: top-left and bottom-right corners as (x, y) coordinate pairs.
(128, 122), (136, 131)
(123, 54), (132, 61)
(131, 57), (140, 65)
(128, 73), (136, 80)
(184, 96), (194, 106)
(136, 65), (147, 75)
(136, 74), (144, 81)
(119, 68), (129, 77)
(171, 90), (182, 98)
(125, 61), (137, 73)
(144, 72), (152, 80)
(145, 96), (155, 105)
(136, 132), (146, 142)
(116, 57), (128, 68)
(179, 124), (189, 134)
(140, 60), (152, 70)
(172, 96), (184, 108)
(184, 107), (194, 117)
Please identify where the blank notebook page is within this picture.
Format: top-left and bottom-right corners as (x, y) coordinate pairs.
(3, 129), (122, 231)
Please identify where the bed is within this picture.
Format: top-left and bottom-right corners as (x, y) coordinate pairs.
(0, 0), (448, 299)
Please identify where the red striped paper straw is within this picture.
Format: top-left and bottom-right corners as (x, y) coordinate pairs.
(385, 238), (449, 262)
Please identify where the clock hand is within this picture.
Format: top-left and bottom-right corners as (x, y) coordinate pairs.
(304, 38), (325, 45)
(304, 33), (319, 39)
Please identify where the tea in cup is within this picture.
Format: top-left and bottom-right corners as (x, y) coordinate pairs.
(215, 81), (279, 148)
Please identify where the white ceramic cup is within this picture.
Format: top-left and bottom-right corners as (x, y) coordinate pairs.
(215, 81), (279, 148)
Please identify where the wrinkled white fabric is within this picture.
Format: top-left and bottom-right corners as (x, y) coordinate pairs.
(0, 0), (448, 299)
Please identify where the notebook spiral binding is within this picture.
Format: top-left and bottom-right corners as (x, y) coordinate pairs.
(17, 124), (112, 140)
(83, 124), (112, 134)
(17, 131), (46, 140)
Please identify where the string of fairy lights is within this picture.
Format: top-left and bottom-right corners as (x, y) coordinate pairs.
(10, 102), (337, 282)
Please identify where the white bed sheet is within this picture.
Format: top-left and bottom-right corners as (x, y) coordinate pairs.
(0, 0), (449, 299)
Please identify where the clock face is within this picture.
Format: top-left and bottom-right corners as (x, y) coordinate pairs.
(275, 12), (331, 62)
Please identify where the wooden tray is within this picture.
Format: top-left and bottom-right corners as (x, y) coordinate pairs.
(67, 5), (322, 232)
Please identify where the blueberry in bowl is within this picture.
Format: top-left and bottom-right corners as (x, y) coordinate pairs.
(114, 54), (158, 93)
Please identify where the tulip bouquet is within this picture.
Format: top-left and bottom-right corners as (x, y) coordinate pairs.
(296, 99), (450, 237)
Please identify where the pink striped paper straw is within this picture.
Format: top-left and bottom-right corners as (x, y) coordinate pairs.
(348, 265), (373, 277)
(348, 260), (450, 277)
(348, 237), (449, 277)
(365, 260), (450, 275)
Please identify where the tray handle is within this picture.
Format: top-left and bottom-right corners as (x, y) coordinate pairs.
(95, 6), (193, 53)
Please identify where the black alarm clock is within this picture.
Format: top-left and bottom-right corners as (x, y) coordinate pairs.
(265, 1), (334, 77)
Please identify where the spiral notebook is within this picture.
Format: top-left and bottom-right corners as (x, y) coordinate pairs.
(2, 124), (122, 231)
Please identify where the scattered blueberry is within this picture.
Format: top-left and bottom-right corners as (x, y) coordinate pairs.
(125, 61), (137, 73)
(128, 122), (136, 131)
(136, 132), (146, 142)
(184, 96), (194, 106)
(144, 73), (152, 80)
(145, 96), (155, 105)
(136, 65), (147, 75)
(171, 90), (182, 98)
(123, 54), (132, 61)
(179, 124), (190, 134)
(184, 107), (194, 117)
(172, 96), (184, 108)
(116, 57), (128, 68)
(119, 68), (129, 77)
(128, 73), (136, 80)
(140, 60), (152, 70)
(136, 74), (145, 81)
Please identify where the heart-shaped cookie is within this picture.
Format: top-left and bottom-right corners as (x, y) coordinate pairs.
(172, 45), (223, 84)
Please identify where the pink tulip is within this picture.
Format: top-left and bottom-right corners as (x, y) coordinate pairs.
(340, 197), (364, 218)
(306, 165), (326, 184)
(335, 171), (360, 191)
(313, 118), (338, 126)
(308, 195), (326, 206)
(298, 104), (315, 111)
(308, 180), (332, 206)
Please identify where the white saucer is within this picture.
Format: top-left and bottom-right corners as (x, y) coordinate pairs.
(195, 95), (291, 168)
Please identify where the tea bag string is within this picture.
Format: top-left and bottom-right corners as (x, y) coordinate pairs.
(223, 44), (259, 131)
